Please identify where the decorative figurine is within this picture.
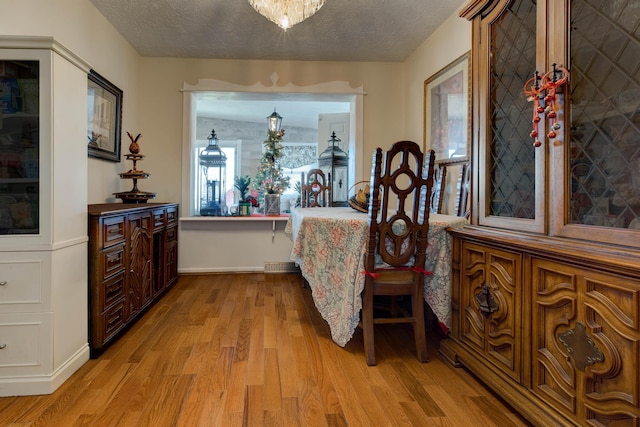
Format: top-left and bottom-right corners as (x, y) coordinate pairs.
(126, 131), (141, 154)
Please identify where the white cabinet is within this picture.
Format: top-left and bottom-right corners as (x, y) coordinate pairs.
(0, 257), (46, 310)
(0, 313), (52, 376)
(0, 37), (91, 396)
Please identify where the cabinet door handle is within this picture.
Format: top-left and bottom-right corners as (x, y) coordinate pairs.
(0, 281), (7, 286)
(476, 284), (499, 316)
(0, 344), (6, 349)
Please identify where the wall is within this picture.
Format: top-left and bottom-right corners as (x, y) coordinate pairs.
(403, 9), (472, 215)
(137, 58), (405, 272)
(137, 58), (404, 204)
(121, 10), (464, 272)
(403, 10), (472, 147)
(2, 0), (470, 273)
(1, 2), (467, 201)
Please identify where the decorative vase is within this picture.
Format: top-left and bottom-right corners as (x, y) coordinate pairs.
(126, 132), (142, 154)
(129, 141), (140, 154)
(238, 201), (252, 216)
(264, 193), (280, 216)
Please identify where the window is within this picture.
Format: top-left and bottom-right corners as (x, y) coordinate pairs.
(180, 77), (365, 217)
(279, 142), (318, 208)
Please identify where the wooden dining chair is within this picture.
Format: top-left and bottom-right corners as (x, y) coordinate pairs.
(361, 140), (436, 366)
(430, 159), (470, 219)
(299, 168), (332, 288)
(455, 161), (471, 219)
(301, 169), (332, 208)
(430, 163), (447, 214)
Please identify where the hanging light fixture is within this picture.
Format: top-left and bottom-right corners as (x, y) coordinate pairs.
(248, 0), (325, 30)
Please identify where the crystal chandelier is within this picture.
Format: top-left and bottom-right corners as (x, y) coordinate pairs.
(248, 0), (325, 30)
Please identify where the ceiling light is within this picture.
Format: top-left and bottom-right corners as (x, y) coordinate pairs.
(248, 0), (325, 30)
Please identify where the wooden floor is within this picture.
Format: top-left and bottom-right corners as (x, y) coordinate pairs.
(0, 273), (531, 426)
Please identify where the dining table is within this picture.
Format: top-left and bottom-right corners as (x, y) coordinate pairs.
(284, 207), (468, 346)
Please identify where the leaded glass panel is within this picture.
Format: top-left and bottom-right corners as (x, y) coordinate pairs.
(569, 0), (640, 228)
(489, 0), (537, 218)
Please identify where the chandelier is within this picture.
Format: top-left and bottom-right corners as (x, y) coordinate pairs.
(248, 0), (325, 30)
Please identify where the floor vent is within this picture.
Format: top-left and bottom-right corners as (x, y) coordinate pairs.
(264, 262), (300, 274)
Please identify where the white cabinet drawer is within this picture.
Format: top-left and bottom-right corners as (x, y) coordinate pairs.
(0, 313), (52, 376)
(0, 259), (44, 307)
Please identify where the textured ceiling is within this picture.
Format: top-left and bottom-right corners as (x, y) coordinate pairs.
(89, 0), (467, 128)
(89, 0), (466, 62)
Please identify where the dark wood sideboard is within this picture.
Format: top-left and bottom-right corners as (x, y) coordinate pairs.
(88, 203), (179, 357)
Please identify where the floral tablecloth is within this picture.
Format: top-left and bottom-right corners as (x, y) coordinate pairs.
(284, 207), (468, 346)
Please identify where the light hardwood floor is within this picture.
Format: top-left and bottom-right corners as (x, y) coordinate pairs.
(0, 273), (531, 426)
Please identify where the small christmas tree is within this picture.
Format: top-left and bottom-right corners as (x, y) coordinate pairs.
(255, 129), (290, 198)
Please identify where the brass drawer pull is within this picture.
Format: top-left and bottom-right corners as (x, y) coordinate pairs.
(0, 281), (7, 286)
(0, 344), (6, 349)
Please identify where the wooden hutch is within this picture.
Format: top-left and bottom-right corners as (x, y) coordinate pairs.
(440, 1), (640, 426)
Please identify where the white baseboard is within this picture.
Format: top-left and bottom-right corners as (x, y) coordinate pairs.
(0, 345), (89, 397)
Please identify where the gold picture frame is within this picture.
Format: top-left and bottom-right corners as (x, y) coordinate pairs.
(424, 52), (471, 161)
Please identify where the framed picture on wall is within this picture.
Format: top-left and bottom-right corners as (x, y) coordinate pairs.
(424, 52), (471, 161)
(87, 70), (122, 162)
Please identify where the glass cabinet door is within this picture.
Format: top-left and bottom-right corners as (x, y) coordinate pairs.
(554, 0), (640, 246)
(0, 59), (39, 235)
(477, 0), (547, 233)
(474, 0), (639, 244)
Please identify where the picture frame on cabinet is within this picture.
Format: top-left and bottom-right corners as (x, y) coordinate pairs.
(424, 52), (471, 161)
(87, 70), (122, 162)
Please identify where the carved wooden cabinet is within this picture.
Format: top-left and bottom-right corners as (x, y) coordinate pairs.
(456, 240), (523, 384)
(446, 228), (640, 426)
(441, 0), (640, 425)
(88, 203), (178, 357)
(126, 210), (153, 320)
(152, 206), (179, 294)
(530, 256), (640, 423)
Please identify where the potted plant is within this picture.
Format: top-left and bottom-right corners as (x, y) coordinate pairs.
(234, 175), (252, 216)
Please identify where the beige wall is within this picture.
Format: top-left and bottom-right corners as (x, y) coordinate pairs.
(137, 58), (405, 203)
(138, 59), (406, 272)
(403, 10), (472, 148)
(403, 10), (471, 216)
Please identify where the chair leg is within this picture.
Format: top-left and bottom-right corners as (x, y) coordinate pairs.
(412, 292), (429, 363)
(362, 285), (377, 366)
